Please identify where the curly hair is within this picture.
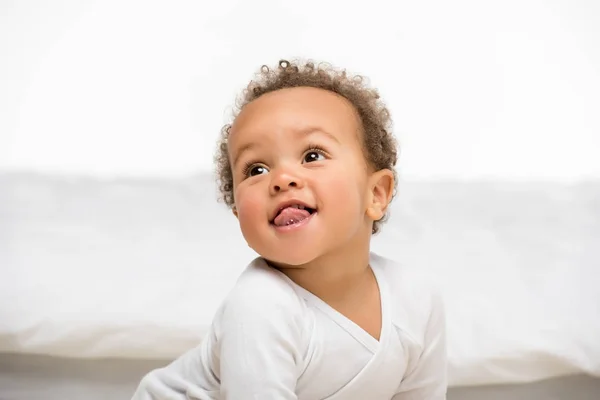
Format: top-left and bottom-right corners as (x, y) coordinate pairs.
(215, 59), (398, 234)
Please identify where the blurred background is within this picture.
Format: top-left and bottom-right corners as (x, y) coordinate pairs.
(1, 0), (599, 399)
(2, 0), (599, 180)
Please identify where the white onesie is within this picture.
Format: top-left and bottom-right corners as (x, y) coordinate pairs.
(131, 252), (447, 399)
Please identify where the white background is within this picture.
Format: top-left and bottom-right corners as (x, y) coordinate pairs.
(1, 0), (599, 180)
(2, 1), (600, 387)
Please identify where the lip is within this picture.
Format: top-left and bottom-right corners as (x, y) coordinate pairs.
(269, 199), (316, 222)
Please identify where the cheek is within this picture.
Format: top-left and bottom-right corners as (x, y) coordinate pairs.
(234, 185), (265, 225)
(317, 169), (367, 213)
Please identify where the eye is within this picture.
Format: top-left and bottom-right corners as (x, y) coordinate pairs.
(246, 164), (269, 177)
(303, 150), (326, 163)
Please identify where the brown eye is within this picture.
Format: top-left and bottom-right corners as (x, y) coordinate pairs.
(248, 165), (268, 177)
(304, 151), (325, 163)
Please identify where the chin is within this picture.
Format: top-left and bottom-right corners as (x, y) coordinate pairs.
(257, 247), (320, 268)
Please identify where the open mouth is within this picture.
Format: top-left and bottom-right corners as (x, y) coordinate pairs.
(271, 204), (316, 227)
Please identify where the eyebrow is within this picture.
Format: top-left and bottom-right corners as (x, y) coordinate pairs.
(231, 126), (339, 167)
(231, 142), (257, 168)
(299, 126), (340, 144)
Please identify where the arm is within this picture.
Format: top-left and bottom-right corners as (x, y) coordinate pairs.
(393, 289), (448, 400)
(131, 298), (302, 400)
(130, 287), (303, 400)
(217, 287), (303, 399)
(130, 341), (219, 400)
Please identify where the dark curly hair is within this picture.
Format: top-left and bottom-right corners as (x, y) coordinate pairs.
(215, 59), (398, 234)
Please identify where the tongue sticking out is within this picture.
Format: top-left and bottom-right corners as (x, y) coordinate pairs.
(273, 207), (311, 227)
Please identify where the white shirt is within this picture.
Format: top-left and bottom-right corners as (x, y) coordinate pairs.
(132, 253), (447, 399)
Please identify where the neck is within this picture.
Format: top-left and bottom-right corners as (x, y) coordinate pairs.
(268, 228), (373, 303)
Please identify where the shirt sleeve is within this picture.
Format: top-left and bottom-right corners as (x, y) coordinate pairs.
(130, 272), (305, 400)
(130, 343), (218, 400)
(216, 284), (304, 400)
(392, 287), (448, 400)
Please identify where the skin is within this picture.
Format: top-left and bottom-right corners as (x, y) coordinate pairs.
(227, 86), (394, 339)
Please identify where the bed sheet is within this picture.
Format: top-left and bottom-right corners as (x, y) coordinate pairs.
(1, 173), (599, 386)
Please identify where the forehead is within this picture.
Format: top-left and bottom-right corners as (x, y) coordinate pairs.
(228, 87), (362, 149)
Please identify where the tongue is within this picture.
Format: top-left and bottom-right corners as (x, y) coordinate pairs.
(273, 207), (311, 227)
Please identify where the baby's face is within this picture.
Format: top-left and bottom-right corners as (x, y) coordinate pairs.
(228, 87), (374, 266)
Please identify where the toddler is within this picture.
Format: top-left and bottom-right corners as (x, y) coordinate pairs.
(131, 59), (447, 399)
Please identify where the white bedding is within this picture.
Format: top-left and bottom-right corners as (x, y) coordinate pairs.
(1, 173), (599, 387)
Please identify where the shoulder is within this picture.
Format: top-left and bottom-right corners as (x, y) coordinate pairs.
(227, 257), (304, 308)
(371, 253), (445, 346)
(214, 257), (307, 331)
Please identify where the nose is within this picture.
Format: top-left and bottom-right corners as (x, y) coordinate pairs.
(270, 168), (304, 195)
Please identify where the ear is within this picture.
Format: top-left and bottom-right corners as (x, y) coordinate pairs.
(366, 169), (394, 221)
